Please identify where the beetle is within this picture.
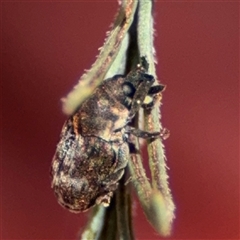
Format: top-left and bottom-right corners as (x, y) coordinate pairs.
(50, 58), (165, 212)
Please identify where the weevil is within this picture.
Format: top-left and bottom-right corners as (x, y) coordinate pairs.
(51, 58), (166, 212)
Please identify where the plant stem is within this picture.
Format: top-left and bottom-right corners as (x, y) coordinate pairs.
(116, 171), (134, 240)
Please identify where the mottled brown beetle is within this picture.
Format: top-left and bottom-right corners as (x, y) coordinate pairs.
(51, 58), (165, 212)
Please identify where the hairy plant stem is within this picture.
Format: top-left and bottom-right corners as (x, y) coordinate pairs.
(138, 0), (175, 234)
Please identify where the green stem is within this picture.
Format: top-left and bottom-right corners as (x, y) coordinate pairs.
(116, 172), (134, 240)
(98, 195), (118, 240)
(80, 206), (106, 240)
(138, 0), (175, 234)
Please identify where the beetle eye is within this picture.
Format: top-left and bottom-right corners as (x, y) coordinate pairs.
(122, 82), (135, 97)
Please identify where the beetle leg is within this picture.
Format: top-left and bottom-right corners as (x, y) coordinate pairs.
(159, 128), (170, 140)
(130, 129), (160, 139)
(125, 126), (159, 139)
(95, 191), (113, 207)
(126, 126), (170, 140)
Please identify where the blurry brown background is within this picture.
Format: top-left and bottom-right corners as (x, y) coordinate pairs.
(2, 1), (239, 239)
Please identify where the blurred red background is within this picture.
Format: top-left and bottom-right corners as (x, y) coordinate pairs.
(2, 1), (239, 239)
